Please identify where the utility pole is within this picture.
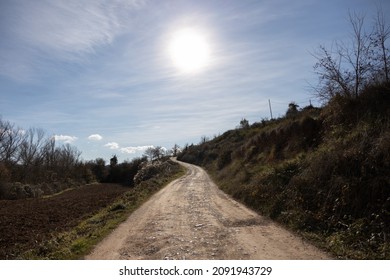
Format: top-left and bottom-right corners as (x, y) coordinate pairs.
(268, 99), (273, 119)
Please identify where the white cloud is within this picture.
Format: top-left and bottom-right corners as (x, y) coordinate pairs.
(120, 145), (154, 154)
(8, 1), (146, 57)
(103, 142), (154, 154)
(0, 0), (147, 81)
(54, 135), (78, 144)
(104, 142), (120, 149)
(88, 134), (103, 141)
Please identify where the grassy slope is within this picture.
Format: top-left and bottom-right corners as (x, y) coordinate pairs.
(178, 84), (390, 259)
(21, 159), (185, 260)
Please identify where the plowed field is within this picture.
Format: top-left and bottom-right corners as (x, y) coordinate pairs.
(0, 184), (129, 259)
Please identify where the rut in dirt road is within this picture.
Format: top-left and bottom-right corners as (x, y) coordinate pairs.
(86, 159), (331, 260)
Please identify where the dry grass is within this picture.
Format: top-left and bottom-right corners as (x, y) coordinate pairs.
(178, 84), (390, 259)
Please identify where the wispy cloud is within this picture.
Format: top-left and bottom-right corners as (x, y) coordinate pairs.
(54, 135), (78, 144)
(88, 134), (103, 141)
(0, 0), (146, 81)
(3, 0), (383, 163)
(13, 1), (145, 55)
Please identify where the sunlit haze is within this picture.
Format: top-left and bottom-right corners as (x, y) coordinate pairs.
(1, 0), (389, 162)
(169, 28), (211, 73)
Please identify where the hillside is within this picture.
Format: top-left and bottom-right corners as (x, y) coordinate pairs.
(178, 84), (390, 259)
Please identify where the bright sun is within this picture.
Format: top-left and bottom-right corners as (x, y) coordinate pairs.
(169, 28), (210, 73)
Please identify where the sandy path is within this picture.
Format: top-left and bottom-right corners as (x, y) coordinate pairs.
(85, 159), (330, 260)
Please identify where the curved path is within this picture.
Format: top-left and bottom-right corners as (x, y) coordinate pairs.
(86, 159), (330, 260)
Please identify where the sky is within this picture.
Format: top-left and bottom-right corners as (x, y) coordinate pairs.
(1, 0), (389, 162)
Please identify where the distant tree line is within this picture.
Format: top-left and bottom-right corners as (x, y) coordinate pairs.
(0, 117), (84, 185)
(93, 155), (147, 186)
(1, 116), (182, 199)
(90, 146), (179, 186)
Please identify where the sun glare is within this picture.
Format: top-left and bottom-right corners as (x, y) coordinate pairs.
(169, 28), (211, 73)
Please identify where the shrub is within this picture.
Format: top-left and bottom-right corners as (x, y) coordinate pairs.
(134, 160), (177, 185)
(217, 150), (232, 170)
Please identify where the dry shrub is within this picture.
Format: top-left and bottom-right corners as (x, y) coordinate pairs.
(217, 150), (232, 170)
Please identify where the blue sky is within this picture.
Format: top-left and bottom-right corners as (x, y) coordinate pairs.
(1, 0), (389, 162)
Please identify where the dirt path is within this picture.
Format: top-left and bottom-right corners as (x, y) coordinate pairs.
(86, 159), (330, 260)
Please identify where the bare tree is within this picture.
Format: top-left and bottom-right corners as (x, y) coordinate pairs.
(144, 146), (164, 161)
(172, 143), (180, 157)
(144, 147), (155, 161)
(152, 146), (164, 160)
(19, 128), (46, 166)
(0, 119), (23, 164)
(312, 10), (376, 100)
(346, 11), (372, 97)
(41, 136), (56, 168)
(59, 144), (81, 167)
(199, 136), (209, 144)
(313, 44), (353, 100)
(371, 6), (390, 83)
(0, 116), (86, 186)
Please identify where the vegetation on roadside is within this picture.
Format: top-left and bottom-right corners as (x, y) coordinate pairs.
(19, 158), (185, 259)
(178, 84), (389, 259)
(178, 9), (390, 259)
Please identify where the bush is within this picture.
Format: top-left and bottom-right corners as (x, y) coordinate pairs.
(134, 160), (178, 185)
(217, 150), (232, 170)
(104, 157), (147, 186)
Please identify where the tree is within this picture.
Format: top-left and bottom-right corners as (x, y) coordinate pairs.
(371, 6), (390, 83)
(0, 118), (23, 164)
(200, 136), (209, 144)
(144, 147), (155, 161)
(286, 102), (299, 118)
(144, 146), (164, 161)
(59, 144), (81, 168)
(152, 146), (164, 160)
(172, 144), (180, 157)
(0, 116), (86, 188)
(347, 11), (372, 97)
(239, 118), (249, 129)
(89, 158), (107, 182)
(313, 44), (351, 100)
(41, 136), (56, 168)
(312, 10), (378, 100)
(110, 155), (118, 167)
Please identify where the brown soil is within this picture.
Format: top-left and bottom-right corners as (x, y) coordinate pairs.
(0, 183), (129, 259)
(86, 160), (331, 260)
